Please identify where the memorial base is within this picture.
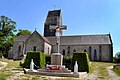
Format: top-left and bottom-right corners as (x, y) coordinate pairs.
(51, 53), (63, 65)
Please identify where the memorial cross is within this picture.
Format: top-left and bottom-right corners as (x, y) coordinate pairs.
(50, 25), (67, 53)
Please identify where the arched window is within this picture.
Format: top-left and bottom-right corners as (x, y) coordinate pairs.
(18, 45), (21, 51)
(94, 49), (97, 61)
(99, 45), (102, 61)
(62, 49), (65, 55)
(67, 46), (70, 55)
(33, 46), (36, 51)
(48, 47), (49, 54)
(84, 49), (87, 52)
(73, 49), (76, 52)
(89, 46), (91, 60)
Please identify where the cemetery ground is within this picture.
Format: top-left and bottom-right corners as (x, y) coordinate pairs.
(0, 58), (120, 80)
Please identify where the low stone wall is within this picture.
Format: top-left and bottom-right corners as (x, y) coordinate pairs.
(24, 68), (81, 78)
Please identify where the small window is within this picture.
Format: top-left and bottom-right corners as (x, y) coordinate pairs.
(33, 46), (36, 51)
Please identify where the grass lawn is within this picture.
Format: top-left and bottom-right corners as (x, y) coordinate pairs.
(0, 58), (116, 80)
(112, 68), (120, 76)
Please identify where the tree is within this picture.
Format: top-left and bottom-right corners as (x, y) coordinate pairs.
(114, 52), (120, 63)
(16, 29), (31, 36)
(0, 15), (16, 57)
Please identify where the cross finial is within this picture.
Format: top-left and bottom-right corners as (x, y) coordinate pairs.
(54, 5), (56, 10)
(35, 28), (37, 31)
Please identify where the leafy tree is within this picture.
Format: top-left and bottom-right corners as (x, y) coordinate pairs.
(0, 15), (16, 57)
(16, 29), (31, 36)
(114, 52), (120, 63)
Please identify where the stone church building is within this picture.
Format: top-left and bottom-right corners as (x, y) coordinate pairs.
(8, 10), (113, 62)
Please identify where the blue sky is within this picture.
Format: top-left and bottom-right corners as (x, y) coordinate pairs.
(0, 0), (120, 56)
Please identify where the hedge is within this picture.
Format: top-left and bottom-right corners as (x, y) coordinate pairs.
(71, 52), (91, 73)
(23, 51), (46, 69)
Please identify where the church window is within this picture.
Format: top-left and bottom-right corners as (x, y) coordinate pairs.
(94, 49), (97, 61)
(73, 49), (76, 52)
(33, 46), (36, 51)
(89, 46), (91, 60)
(84, 49), (87, 52)
(99, 45), (102, 61)
(67, 46), (70, 55)
(62, 49), (65, 55)
(48, 47), (49, 54)
(18, 45), (21, 51)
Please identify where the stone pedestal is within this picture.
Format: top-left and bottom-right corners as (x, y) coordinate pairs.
(51, 53), (63, 65)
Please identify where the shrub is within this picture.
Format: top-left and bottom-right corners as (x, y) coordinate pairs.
(71, 52), (91, 73)
(63, 56), (72, 70)
(23, 51), (46, 69)
(114, 52), (120, 63)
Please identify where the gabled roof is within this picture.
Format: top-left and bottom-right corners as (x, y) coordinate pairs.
(46, 34), (112, 45)
(15, 30), (51, 44)
(15, 35), (30, 42)
(32, 30), (51, 44)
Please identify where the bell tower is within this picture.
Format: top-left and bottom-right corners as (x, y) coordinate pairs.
(44, 9), (62, 37)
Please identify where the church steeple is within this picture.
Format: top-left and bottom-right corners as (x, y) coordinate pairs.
(44, 9), (62, 37)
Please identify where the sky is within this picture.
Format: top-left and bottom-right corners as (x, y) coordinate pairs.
(0, 0), (120, 56)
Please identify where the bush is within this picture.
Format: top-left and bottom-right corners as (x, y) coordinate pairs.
(71, 52), (91, 73)
(63, 56), (72, 70)
(40, 52), (46, 68)
(0, 52), (3, 58)
(23, 51), (46, 69)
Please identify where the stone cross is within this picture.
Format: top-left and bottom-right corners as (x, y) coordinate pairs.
(50, 25), (67, 53)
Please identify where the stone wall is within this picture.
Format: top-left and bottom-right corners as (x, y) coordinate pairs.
(12, 41), (24, 59)
(52, 44), (112, 62)
(25, 31), (44, 53)
(44, 42), (52, 55)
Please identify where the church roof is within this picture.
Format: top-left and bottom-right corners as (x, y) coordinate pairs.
(46, 34), (112, 45)
(15, 31), (51, 44)
(15, 35), (30, 42)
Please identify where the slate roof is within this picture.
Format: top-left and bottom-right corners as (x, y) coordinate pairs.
(15, 35), (30, 42)
(15, 31), (51, 44)
(46, 34), (112, 45)
(47, 10), (61, 17)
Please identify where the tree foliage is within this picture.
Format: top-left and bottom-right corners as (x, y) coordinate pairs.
(16, 29), (31, 36)
(0, 15), (16, 57)
(114, 52), (120, 63)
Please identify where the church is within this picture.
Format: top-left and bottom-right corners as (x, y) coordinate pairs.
(8, 9), (113, 62)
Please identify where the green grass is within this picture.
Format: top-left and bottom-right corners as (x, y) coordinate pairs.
(0, 74), (6, 80)
(112, 68), (120, 76)
(0, 58), (116, 80)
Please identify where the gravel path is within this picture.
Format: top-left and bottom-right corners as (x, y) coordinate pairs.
(0, 61), (8, 70)
(107, 66), (120, 80)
